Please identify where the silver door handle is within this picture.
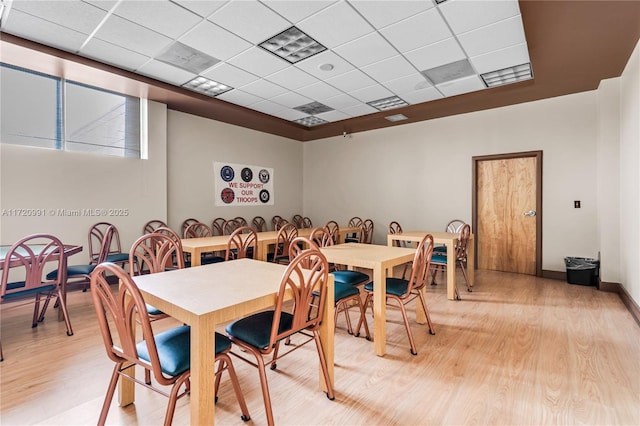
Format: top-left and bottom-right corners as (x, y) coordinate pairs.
(523, 210), (536, 217)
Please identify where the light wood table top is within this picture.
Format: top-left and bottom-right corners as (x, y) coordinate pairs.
(125, 258), (335, 425)
(319, 243), (416, 356)
(387, 231), (475, 300)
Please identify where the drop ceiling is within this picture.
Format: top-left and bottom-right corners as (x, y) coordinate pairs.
(0, 0), (639, 142)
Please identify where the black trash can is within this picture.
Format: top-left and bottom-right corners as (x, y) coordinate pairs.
(564, 257), (600, 286)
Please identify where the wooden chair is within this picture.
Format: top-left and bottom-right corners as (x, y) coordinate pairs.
(211, 217), (226, 236)
(251, 216), (267, 232)
(90, 263), (250, 426)
(142, 220), (167, 235)
(267, 222), (297, 264)
(360, 233), (436, 355)
(225, 242), (334, 426)
(274, 217), (289, 231)
(223, 219), (241, 235)
(430, 223), (472, 297)
(1, 234), (74, 360)
(234, 217), (248, 227)
(362, 219), (374, 244)
(89, 222), (129, 266)
(271, 215), (283, 231)
(153, 226), (190, 268)
(181, 218), (200, 237)
(291, 214), (304, 228)
(389, 221), (411, 279)
(184, 222), (224, 264)
(325, 220), (339, 245)
(302, 216), (313, 228)
(345, 216), (363, 243)
(226, 226), (258, 261)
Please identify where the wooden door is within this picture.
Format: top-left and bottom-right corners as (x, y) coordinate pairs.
(473, 151), (542, 275)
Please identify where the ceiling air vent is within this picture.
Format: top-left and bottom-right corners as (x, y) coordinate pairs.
(259, 26), (327, 64)
(481, 63), (533, 88)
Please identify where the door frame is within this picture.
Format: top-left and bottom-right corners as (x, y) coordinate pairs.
(472, 150), (543, 277)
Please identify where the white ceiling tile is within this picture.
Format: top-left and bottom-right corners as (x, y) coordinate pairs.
(458, 15), (526, 58)
(228, 47), (289, 77)
(83, 1), (118, 11)
(361, 55), (417, 83)
(334, 31), (397, 68)
(295, 81), (343, 101)
(380, 7), (452, 53)
(326, 69), (376, 92)
(217, 89), (264, 107)
(171, 0), (228, 18)
(405, 37), (466, 72)
(322, 93), (361, 110)
(261, 0), (337, 23)
(348, 0), (435, 29)
(81, 38), (151, 71)
(10, 0), (107, 34)
(271, 91), (312, 109)
(383, 73), (432, 95)
(349, 84), (393, 103)
(271, 108), (309, 121)
(401, 86), (444, 104)
(250, 99), (288, 115)
(95, 14), (172, 57)
(297, 1), (373, 48)
(265, 67), (319, 90)
(208, 1), (290, 44)
(112, 1), (202, 39)
(201, 63), (259, 88)
(239, 78), (288, 99)
(294, 50), (355, 80)
(439, 0), (521, 34)
(137, 59), (196, 85)
(2, 10), (88, 52)
(316, 110), (350, 122)
(340, 103), (378, 117)
(179, 21), (252, 61)
(437, 74), (485, 97)
(469, 42), (530, 74)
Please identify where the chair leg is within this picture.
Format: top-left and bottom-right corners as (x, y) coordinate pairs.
(354, 292), (372, 338)
(270, 340), (282, 370)
(98, 364), (121, 426)
(216, 353), (251, 421)
(459, 259), (471, 292)
(145, 368), (152, 385)
(32, 293), (42, 328)
(37, 291), (54, 323)
(1, 340), (3, 361)
(394, 298), (418, 355)
(54, 289), (74, 336)
(164, 374), (189, 426)
(253, 352), (276, 426)
(417, 290), (435, 335)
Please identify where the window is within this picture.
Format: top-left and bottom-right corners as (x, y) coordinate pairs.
(1, 63), (142, 158)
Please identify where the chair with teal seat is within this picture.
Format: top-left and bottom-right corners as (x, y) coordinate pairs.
(226, 226), (258, 260)
(344, 216), (363, 243)
(251, 216), (267, 232)
(90, 262), (250, 426)
(225, 241), (334, 426)
(184, 222), (225, 264)
(89, 222), (129, 267)
(266, 222), (297, 264)
(360, 233), (436, 355)
(211, 217), (226, 235)
(325, 220), (339, 245)
(142, 219), (167, 235)
(389, 221), (412, 279)
(430, 223), (472, 298)
(362, 219), (374, 244)
(1, 234), (74, 361)
(433, 219), (466, 255)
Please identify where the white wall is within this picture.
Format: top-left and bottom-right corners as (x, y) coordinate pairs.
(618, 40), (640, 304)
(303, 91), (599, 273)
(166, 110), (303, 232)
(0, 101), (168, 265)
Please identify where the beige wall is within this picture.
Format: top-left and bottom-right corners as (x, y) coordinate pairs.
(303, 91), (599, 273)
(166, 110), (303, 233)
(0, 100), (168, 265)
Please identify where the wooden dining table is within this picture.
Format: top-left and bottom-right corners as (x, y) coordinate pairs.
(124, 258), (335, 425)
(319, 243), (416, 357)
(387, 231), (475, 300)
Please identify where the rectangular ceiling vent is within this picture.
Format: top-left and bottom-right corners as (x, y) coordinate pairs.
(294, 116), (329, 127)
(481, 63), (533, 88)
(156, 42), (220, 74)
(422, 59), (475, 85)
(367, 96), (408, 111)
(259, 26), (327, 63)
(293, 101), (333, 115)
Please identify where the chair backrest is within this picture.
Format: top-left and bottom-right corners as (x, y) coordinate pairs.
(309, 227), (334, 248)
(89, 222), (122, 264)
(129, 233), (185, 276)
(226, 226), (258, 260)
(252, 216), (267, 232)
(325, 221), (339, 244)
(274, 217), (289, 231)
(1, 234), (65, 298)
(184, 222), (213, 238)
(142, 220), (167, 235)
(234, 217), (248, 227)
(211, 217), (226, 236)
(446, 219), (466, 234)
(272, 223), (298, 261)
(362, 219), (374, 244)
(223, 219), (241, 235)
(403, 234), (434, 297)
(90, 262), (177, 386)
(267, 242), (329, 349)
(302, 216), (313, 228)
(389, 221), (405, 248)
(181, 218), (200, 235)
(291, 214), (304, 228)
(455, 224), (471, 261)
(271, 215), (283, 231)
(348, 217), (363, 228)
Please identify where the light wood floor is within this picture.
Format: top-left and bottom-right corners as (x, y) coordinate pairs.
(1, 269), (638, 425)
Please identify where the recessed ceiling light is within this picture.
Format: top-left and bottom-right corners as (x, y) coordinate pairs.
(481, 63), (533, 88)
(319, 63), (334, 71)
(156, 42), (220, 74)
(367, 96), (408, 111)
(293, 101), (334, 115)
(385, 114), (408, 122)
(259, 26), (327, 64)
(182, 76), (233, 97)
(294, 116), (329, 127)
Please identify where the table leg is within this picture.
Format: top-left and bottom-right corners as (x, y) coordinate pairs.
(446, 241), (456, 300)
(467, 238), (475, 286)
(373, 265), (386, 356)
(119, 283), (136, 406)
(191, 249), (202, 267)
(415, 286), (427, 324)
(191, 317), (216, 424)
(319, 274), (335, 390)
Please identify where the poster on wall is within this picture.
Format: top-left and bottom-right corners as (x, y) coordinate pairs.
(213, 162), (274, 206)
